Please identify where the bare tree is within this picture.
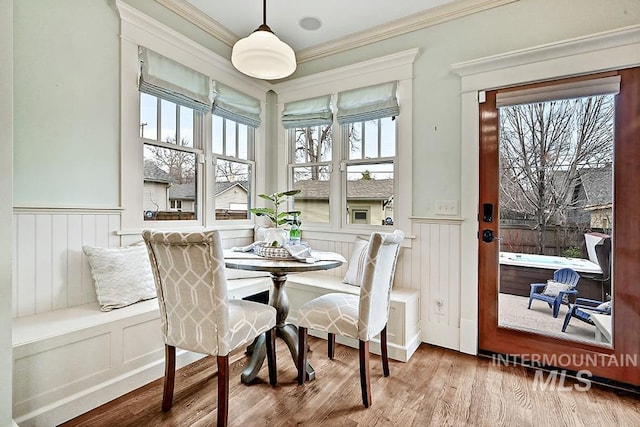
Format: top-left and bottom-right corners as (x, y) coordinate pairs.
(499, 95), (614, 253)
(293, 125), (332, 181)
(215, 159), (249, 183)
(146, 137), (196, 184)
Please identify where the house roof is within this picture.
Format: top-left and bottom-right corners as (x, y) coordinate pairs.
(216, 181), (248, 195)
(168, 183), (195, 200)
(143, 160), (174, 184)
(295, 179), (393, 200)
(162, 178), (394, 201)
(165, 181), (249, 201)
(578, 166), (612, 207)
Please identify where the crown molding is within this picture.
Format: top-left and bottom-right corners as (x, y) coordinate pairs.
(155, 0), (239, 46)
(156, 0), (517, 64)
(296, 0), (518, 63)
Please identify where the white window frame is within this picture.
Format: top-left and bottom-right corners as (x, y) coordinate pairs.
(274, 48), (417, 237)
(116, 1), (269, 235)
(211, 114), (256, 223)
(141, 94), (204, 224)
(341, 117), (397, 229)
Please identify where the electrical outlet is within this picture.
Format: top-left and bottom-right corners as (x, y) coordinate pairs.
(434, 298), (447, 316)
(435, 200), (458, 215)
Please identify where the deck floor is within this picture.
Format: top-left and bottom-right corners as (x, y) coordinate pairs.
(498, 293), (606, 345)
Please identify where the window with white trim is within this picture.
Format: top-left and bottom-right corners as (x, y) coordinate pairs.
(343, 116), (396, 226)
(212, 115), (254, 221)
(284, 95), (334, 224)
(140, 93), (203, 221)
(285, 81), (400, 228)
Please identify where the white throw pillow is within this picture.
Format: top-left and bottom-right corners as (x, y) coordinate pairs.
(83, 244), (157, 311)
(343, 238), (369, 286)
(542, 280), (572, 297)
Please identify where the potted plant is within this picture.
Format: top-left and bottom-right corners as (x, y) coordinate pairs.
(250, 189), (301, 247)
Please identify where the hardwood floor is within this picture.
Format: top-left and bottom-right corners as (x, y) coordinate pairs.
(62, 337), (640, 426)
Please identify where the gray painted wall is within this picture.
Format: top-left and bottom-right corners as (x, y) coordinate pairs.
(2, 1), (14, 425)
(12, 0), (640, 214)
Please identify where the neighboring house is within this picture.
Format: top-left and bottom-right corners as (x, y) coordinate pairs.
(142, 160), (173, 213)
(168, 183), (196, 212)
(215, 181), (249, 210)
(294, 179), (394, 225)
(500, 165), (613, 230)
(570, 166), (613, 230)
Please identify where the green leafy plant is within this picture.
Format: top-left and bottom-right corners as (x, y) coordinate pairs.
(250, 189), (301, 228)
(563, 246), (581, 258)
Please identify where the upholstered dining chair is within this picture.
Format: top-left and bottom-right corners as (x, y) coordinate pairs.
(143, 230), (277, 427)
(296, 230), (404, 408)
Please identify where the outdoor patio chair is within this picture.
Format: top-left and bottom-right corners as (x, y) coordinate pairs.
(528, 268), (580, 318)
(562, 297), (612, 332)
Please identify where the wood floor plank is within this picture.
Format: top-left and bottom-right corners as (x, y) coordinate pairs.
(61, 339), (640, 427)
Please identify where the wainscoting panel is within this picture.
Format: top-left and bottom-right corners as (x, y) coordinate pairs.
(304, 221), (462, 351)
(412, 219), (462, 350)
(13, 209), (122, 317)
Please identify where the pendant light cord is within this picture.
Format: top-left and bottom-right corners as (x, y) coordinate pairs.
(263, 0), (267, 26)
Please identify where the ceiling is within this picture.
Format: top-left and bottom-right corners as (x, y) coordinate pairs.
(158, 0), (510, 62)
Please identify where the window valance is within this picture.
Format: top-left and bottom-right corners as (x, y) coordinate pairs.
(212, 81), (262, 128)
(281, 95), (333, 129)
(336, 81), (399, 124)
(496, 76), (621, 108)
(138, 47), (212, 113)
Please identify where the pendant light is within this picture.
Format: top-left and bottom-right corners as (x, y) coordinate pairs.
(231, 0), (297, 80)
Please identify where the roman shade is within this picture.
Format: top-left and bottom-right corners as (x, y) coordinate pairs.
(337, 81), (399, 124)
(138, 47), (212, 113)
(212, 81), (262, 128)
(281, 95), (333, 129)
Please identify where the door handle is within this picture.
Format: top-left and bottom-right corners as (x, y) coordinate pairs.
(482, 229), (502, 243)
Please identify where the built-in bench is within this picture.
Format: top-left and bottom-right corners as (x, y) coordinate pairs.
(12, 276), (271, 427)
(285, 272), (421, 362)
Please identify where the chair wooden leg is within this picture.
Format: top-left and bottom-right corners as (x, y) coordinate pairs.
(265, 328), (277, 386)
(162, 345), (176, 411)
(381, 326), (390, 377)
(298, 327), (307, 385)
(359, 340), (371, 408)
(328, 332), (335, 359)
(217, 355), (229, 427)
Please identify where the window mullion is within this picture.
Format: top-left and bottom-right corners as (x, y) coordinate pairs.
(156, 97), (161, 142)
(175, 104), (181, 145)
(377, 119), (382, 158)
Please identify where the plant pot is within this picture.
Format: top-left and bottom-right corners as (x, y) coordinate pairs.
(264, 228), (288, 247)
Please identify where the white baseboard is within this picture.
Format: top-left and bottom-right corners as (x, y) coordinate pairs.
(421, 320), (461, 352)
(307, 329), (420, 363)
(14, 350), (203, 427)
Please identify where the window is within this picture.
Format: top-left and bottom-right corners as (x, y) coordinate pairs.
(285, 81), (401, 229)
(289, 124), (333, 223)
(140, 93), (203, 221)
(344, 116), (396, 226)
(212, 115), (254, 221)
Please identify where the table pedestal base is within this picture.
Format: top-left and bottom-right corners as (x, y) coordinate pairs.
(240, 272), (314, 384)
(240, 324), (315, 384)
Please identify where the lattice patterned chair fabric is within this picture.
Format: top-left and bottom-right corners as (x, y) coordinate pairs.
(296, 230), (404, 407)
(143, 230), (277, 427)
